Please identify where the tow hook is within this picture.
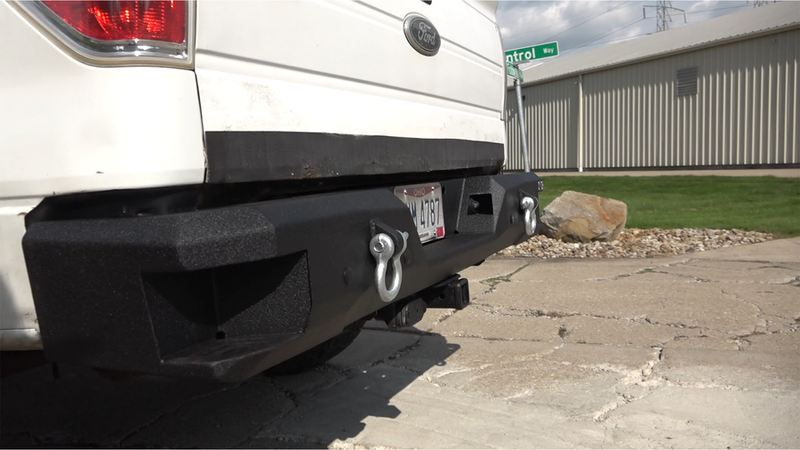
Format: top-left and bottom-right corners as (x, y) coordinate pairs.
(519, 190), (538, 236)
(369, 219), (409, 303)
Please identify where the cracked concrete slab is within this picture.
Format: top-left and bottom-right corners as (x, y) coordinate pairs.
(326, 330), (420, 369)
(604, 386), (800, 448)
(656, 260), (800, 284)
(657, 347), (800, 392)
(0, 365), (234, 447)
(461, 260), (533, 298)
(2, 238), (799, 449)
(745, 330), (800, 354)
(716, 283), (800, 323)
(660, 335), (741, 351)
(689, 236), (800, 263)
(459, 259), (530, 282)
(432, 306), (564, 342)
(384, 334), (557, 377)
(253, 363), (612, 449)
(488, 273), (762, 338)
(559, 315), (679, 347)
(121, 378), (293, 449)
(520, 256), (696, 282)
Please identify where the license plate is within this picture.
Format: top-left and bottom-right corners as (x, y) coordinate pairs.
(394, 183), (445, 243)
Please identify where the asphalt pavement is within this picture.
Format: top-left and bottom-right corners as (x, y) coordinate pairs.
(1, 237), (799, 448)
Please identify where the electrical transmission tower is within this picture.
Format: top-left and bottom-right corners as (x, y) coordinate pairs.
(643, 0), (686, 32)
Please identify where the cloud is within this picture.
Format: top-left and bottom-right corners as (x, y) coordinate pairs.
(497, 0), (757, 59)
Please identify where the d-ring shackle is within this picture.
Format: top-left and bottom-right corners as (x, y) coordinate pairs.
(520, 195), (538, 236)
(370, 230), (409, 303)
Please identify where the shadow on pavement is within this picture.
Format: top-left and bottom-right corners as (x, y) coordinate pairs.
(0, 331), (457, 448)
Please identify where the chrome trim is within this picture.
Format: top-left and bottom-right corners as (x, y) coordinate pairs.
(403, 12), (440, 57)
(0, 329), (43, 351)
(12, 0), (195, 68)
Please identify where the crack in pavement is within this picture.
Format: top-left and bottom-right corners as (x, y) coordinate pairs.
(117, 382), (244, 448)
(0, 431), (102, 449)
(478, 262), (534, 294)
(423, 309), (457, 331)
(592, 347), (664, 422)
(717, 287), (800, 343)
(774, 275), (800, 286)
(369, 337), (422, 369)
(469, 303), (702, 331)
(585, 264), (689, 282)
(421, 343), (566, 390)
(642, 269), (716, 283)
(446, 332), (534, 342)
(233, 378), (300, 449)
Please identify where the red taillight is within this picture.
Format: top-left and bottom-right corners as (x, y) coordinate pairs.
(42, 1), (186, 44)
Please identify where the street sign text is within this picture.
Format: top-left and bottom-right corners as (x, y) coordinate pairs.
(505, 42), (559, 64)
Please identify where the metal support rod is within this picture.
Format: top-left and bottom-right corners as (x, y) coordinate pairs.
(577, 73), (584, 172)
(513, 72), (530, 173)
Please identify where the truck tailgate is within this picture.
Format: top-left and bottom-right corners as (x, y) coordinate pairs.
(194, 0), (506, 183)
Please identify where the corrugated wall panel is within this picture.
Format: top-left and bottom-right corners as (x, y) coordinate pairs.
(504, 77), (578, 170)
(505, 27), (799, 170)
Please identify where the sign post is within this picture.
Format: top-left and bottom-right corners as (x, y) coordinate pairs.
(504, 42), (560, 173)
(510, 65), (530, 173)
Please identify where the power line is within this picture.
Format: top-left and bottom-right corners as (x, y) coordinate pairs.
(551, 1), (754, 57)
(509, 1), (633, 46)
(684, 3), (750, 15)
(541, 1), (631, 42)
(551, 18), (645, 59)
(507, 0), (762, 57)
(574, 32), (648, 50)
(570, 17), (646, 51)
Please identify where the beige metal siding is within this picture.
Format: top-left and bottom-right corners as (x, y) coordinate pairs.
(505, 77), (578, 170)
(505, 27), (799, 171)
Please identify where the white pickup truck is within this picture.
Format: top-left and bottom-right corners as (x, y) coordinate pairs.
(0, 0), (541, 381)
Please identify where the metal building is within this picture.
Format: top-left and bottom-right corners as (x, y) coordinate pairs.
(505, 2), (799, 172)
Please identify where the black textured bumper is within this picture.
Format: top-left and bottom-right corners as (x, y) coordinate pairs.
(23, 173), (541, 382)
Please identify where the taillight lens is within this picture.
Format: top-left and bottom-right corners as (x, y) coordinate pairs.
(18, 0), (192, 66)
(41, 1), (186, 44)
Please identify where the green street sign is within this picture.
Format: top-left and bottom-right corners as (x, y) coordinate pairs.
(506, 62), (523, 82)
(505, 41), (559, 64)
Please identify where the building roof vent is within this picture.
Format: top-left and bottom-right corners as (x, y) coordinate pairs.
(677, 67), (698, 96)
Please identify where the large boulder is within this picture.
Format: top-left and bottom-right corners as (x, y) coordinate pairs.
(540, 190), (627, 243)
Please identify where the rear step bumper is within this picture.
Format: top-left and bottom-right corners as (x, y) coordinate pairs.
(22, 172), (541, 382)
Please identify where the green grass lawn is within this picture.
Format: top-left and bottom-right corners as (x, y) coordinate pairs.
(537, 176), (800, 238)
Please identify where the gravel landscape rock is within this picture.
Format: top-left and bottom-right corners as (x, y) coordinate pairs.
(495, 228), (774, 259)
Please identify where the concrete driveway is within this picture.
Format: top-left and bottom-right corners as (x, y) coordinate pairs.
(2, 238), (799, 448)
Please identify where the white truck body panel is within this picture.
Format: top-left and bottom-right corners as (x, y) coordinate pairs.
(0, 1), (204, 349)
(0, 2), (205, 200)
(194, 0), (506, 142)
(0, 199), (42, 346)
(0, 0), (509, 353)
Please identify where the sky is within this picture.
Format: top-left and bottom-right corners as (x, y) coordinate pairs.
(496, 1), (788, 66)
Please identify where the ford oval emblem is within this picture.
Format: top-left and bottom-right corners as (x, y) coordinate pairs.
(403, 13), (440, 57)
